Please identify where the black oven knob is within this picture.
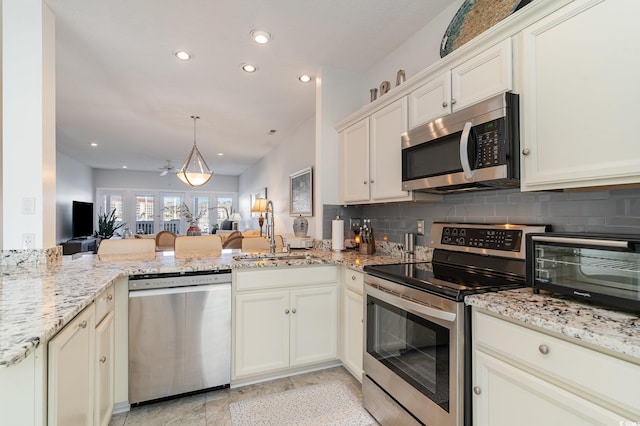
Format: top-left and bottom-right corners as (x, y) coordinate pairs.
(458, 237), (465, 245)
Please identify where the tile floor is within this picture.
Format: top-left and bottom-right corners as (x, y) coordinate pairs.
(108, 366), (368, 425)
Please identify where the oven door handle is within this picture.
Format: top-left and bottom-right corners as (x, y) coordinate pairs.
(366, 284), (456, 323)
(459, 121), (474, 179)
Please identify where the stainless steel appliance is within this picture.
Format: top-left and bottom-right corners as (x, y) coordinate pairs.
(363, 222), (548, 426)
(527, 233), (640, 312)
(128, 270), (231, 404)
(402, 92), (520, 193)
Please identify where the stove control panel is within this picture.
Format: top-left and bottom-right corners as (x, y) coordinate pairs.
(441, 227), (522, 251)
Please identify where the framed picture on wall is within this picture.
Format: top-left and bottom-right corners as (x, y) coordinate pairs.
(289, 167), (313, 216)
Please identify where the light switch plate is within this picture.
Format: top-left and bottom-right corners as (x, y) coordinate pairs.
(350, 218), (361, 230)
(417, 219), (425, 235)
(22, 197), (36, 215)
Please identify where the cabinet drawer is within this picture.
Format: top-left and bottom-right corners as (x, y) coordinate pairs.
(235, 266), (338, 292)
(474, 310), (640, 417)
(342, 267), (363, 295)
(95, 284), (115, 324)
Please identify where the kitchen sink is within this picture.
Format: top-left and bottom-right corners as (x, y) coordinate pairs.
(233, 253), (315, 262)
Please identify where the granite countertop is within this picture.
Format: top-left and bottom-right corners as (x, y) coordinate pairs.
(465, 288), (640, 363)
(0, 248), (406, 368)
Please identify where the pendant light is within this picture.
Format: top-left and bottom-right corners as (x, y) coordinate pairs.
(177, 115), (213, 187)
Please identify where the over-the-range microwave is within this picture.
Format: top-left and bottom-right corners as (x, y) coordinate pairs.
(401, 92), (520, 193)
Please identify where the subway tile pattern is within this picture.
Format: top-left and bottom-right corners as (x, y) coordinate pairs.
(324, 187), (640, 243)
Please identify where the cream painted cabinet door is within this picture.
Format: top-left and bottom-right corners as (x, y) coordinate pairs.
(290, 285), (338, 367)
(48, 305), (95, 426)
(341, 118), (370, 203)
(473, 351), (629, 426)
(370, 97), (410, 201)
(451, 38), (513, 113)
(94, 311), (114, 426)
(408, 72), (451, 129)
(520, 0), (640, 191)
(234, 291), (290, 377)
(342, 288), (363, 380)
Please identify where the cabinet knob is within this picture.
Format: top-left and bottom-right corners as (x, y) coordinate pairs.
(442, 101), (448, 108)
(285, 309), (290, 314)
(351, 275), (356, 280)
(100, 356), (107, 364)
(107, 294), (113, 301)
(538, 344), (550, 355)
(79, 320), (88, 329)
(292, 308), (297, 314)
(473, 386), (482, 395)
(451, 99), (457, 105)
(370, 180), (374, 184)
(522, 148), (530, 156)
(363, 181), (367, 185)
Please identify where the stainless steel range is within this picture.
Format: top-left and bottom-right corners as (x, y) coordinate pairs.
(363, 222), (549, 426)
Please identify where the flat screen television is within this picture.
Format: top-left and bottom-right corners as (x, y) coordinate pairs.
(72, 201), (94, 239)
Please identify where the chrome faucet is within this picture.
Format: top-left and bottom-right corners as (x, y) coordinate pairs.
(265, 200), (276, 255)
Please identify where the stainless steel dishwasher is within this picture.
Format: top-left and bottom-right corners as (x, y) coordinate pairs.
(128, 269), (231, 404)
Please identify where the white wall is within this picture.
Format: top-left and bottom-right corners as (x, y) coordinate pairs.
(56, 152), (94, 243)
(362, 0), (465, 92)
(238, 116), (315, 239)
(93, 169), (238, 192)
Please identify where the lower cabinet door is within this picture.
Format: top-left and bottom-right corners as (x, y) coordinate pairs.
(290, 285), (338, 366)
(234, 291), (290, 377)
(95, 311), (114, 426)
(473, 351), (629, 426)
(342, 288), (363, 380)
(48, 306), (94, 426)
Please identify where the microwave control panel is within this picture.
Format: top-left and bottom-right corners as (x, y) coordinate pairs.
(474, 118), (506, 169)
(441, 226), (522, 251)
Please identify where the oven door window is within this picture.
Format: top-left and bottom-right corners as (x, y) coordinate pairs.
(366, 295), (450, 412)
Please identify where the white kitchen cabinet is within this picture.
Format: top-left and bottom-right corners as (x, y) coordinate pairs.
(472, 309), (640, 425)
(0, 346), (46, 426)
(233, 266), (339, 380)
(94, 311), (114, 426)
(340, 268), (364, 381)
(48, 304), (95, 426)
(409, 39), (513, 129)
(520, 0), (640, 191)
(340, 97), (441, 204)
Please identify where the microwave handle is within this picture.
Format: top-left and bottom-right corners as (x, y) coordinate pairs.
(460, 122), (473, 179)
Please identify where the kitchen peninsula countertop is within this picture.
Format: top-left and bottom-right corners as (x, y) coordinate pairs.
(465, 288), (640, 363)
(0, 248), (405, 368)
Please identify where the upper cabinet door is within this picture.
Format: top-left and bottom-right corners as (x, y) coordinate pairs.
(370, 97), (409, 201)
(520, 0), (640, 191)
(340, 118), (370, 203)
(408, 72), (451, 129)
(451, 38), (513, 112)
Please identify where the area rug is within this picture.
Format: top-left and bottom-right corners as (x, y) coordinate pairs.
(229, 382), (375, 425)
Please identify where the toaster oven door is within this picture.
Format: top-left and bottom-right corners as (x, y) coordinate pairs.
(527, 235), (640, 312)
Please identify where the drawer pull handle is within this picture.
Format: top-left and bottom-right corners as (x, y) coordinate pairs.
(107, 294), (113, 301)
(100, 356), (107, 364)
(473, 386), (481, 395)
(79, 320), (88, 329)
(538, 344), (550, 355)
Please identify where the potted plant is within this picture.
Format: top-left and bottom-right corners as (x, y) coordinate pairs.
(94, 208), (126, 239)
(178, 203), (213, 236)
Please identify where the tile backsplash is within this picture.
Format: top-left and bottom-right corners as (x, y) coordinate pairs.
(323, 187), (640, 247)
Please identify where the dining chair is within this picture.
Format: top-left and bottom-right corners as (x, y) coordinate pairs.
(174, 235), (223, 258)
(97, 238), (156, 261)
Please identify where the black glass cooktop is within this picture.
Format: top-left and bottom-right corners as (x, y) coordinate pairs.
(364, 253), (526, 302)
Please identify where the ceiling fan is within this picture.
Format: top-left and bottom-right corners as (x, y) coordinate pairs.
(158, 160), (177, 176)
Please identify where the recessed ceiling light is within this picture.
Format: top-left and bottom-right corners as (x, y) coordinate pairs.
(217, 153), (224, 156)
(250, 30), (271, 45)
(242, 64), (257, 73)
(175, 51), (192, 61)
(298, 74), (312, 83)
(122, 165), (128, 169)
(89, 142), (98, 147)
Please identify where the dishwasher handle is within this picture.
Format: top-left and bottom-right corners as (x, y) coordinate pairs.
(129, 282), (230, 298)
